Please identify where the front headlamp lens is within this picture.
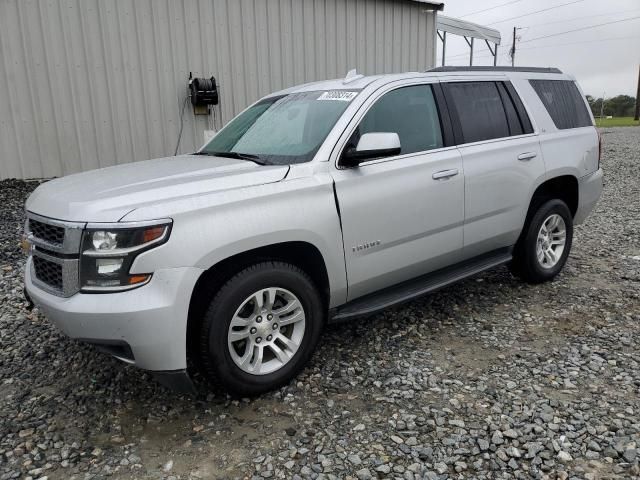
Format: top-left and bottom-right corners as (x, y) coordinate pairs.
(80, 221), (171, 291)
(92, 231), (118, 250)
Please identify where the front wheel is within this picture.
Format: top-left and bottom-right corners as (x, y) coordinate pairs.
(198, 261), (324, 396)
(511, 199), (574, 284)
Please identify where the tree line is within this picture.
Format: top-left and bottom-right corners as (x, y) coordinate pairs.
(586, 95), (637, 118)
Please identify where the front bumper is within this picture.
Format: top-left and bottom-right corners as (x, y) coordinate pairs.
(574, 168), (603, 225)
(25, 258), (202, 372)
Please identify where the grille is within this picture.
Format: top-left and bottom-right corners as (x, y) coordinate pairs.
(33, 256), (63, 292)
(27, 214), (83, 297)
(29, 219), (65, 245)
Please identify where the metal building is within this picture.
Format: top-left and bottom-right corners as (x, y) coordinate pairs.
(0, 0), (446, 179)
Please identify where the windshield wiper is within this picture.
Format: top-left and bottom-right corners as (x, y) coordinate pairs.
(193, 151), (267, 165)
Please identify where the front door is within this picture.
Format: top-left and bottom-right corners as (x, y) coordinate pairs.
(331, 84), (465, 301)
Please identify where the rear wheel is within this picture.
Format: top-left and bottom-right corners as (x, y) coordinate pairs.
(198, 261), (324, 396)
(511, 199), (573, 283)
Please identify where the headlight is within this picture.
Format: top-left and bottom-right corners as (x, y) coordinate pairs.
(80, 220), (172, 292)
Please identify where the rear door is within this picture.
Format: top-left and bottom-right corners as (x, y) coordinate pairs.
(331, 82), (464, 300)
(442, 80), (545, 257)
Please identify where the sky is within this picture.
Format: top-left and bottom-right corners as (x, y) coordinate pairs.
(437, 0), (640, 97)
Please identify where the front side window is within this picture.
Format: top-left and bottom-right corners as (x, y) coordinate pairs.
(345, 85), (444, 156)
(529, 79), (592, 130)
(200, 90), (359, 165)
(445, 82), (511, 143)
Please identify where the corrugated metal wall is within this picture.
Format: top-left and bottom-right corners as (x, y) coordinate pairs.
(0, 0), (437, 179)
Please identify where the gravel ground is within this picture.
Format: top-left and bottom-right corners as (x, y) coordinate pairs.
(1, 127), (639, 480)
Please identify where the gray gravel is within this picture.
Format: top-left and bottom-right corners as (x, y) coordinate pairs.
(1, 127), (639, 480)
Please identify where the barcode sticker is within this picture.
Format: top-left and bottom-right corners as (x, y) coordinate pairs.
(317, 91), (358, 102)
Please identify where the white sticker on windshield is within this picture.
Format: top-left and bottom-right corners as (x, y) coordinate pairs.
(317, 91), (358, 102)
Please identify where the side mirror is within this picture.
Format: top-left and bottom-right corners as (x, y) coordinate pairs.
(341, 132), (401, 168)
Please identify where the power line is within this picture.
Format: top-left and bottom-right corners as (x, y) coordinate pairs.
(487, 0), (586, 25)
(457, 0), (525, 19)
(521, 9), (640, 28)
(519, 15), (640, 43)
(443, 36), (640, 60)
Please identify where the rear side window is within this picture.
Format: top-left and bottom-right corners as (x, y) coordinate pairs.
(529, 79), (592, 129)
(444, 82), (510, 143)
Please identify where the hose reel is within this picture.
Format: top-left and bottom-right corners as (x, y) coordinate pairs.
(189, 74), (219, 115)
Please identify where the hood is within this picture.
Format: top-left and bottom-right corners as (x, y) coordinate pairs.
(26, 155), (290, 222)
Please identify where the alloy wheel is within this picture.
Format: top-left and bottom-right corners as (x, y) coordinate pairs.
(536, 213), (567, 269)
(227, 287), (306, 375)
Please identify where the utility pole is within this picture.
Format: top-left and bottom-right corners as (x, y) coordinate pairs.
(509, 27), (522, 67)
(511, 27), (517, 67)
(600, 91), (606, 120)
(634, 64), (639, 121)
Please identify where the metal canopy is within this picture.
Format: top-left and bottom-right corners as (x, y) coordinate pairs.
(402, 0), (444, 9)
(436, 15), (502, 66)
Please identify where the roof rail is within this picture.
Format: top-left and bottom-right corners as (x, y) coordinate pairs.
(428, 66), (563, 74)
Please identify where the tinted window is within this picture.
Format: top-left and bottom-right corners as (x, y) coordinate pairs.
(497, 82), (524, 136)
(347, 85), (443, 156)
(529, 80), (592, 129)
(504, 82), (533, 134)
(445, 82), (510, 143)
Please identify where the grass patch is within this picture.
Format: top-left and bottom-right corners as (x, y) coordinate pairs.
(595, 117), (640, 127)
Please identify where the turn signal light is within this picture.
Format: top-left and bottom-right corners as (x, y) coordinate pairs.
(143, 227), (165, 243)
(128, 274), (150, 285)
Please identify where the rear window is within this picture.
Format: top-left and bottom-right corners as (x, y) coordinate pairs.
(529, 80), (592, 130)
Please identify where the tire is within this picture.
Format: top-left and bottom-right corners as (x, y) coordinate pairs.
(510, 199), (573, 284)
(198, 261), (324, 396)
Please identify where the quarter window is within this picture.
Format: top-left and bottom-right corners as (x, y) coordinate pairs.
(346, 85), (444, 157)
(529, 79), (592, 129)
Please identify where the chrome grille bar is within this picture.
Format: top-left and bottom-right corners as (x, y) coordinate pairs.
(26, 212), (85, 255)
(26, 212), (85, 297)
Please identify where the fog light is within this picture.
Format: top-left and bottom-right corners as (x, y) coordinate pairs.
(96, 258), (123, 275)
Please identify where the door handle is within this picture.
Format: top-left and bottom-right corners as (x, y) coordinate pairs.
(518, 152), (537, 161)
(432, 168), (459, 180)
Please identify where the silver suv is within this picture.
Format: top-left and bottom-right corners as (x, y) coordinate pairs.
(23, 67), (603, 395)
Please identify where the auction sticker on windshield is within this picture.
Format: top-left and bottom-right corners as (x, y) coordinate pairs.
(317, 91), (358, 102)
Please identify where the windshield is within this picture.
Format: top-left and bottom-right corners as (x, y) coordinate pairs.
(199, 90), (360, 165)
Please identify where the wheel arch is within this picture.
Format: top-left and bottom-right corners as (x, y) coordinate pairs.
(516, 174), (578, 248)
(186, 240), (332, 366)
(528, 174), (579, 220)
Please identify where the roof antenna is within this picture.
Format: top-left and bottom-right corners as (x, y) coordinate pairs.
(343, 68), (364, 84)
